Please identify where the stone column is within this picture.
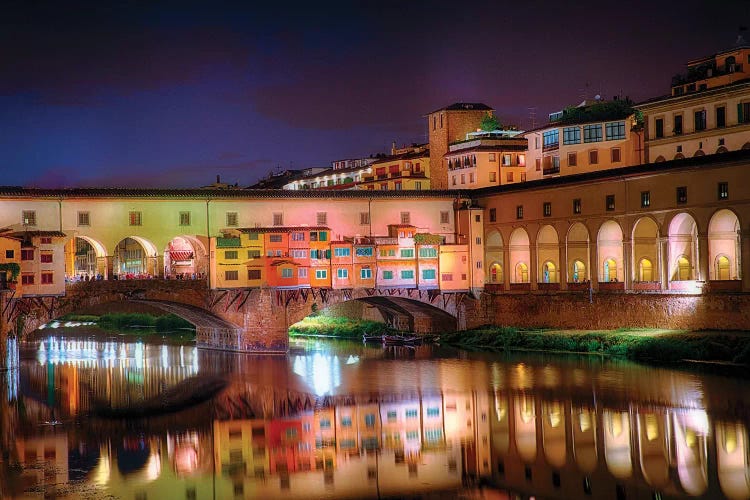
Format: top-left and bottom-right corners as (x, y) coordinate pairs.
(698, 233), (709, 282)
(623, 238), (633, 290)
(559, 241), (568, 290)
(659, 237), (669, 291)
(104, 255), (114, 280)
(0, 292), (7, 370)
(589, 237), (599, 291)
(529, 232), (538, 291)
(503, 247), (511, 291)
(742, 233), (750, 291)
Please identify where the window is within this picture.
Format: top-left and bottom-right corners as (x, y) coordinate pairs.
(655, 118), (664, 138)
(611, 148), (621, 162)
(475, 237), (482, 244)
(290, 249), (305, 258)
(21, 249), (33, 261)
(440, 211), (450, 224)
(5, 250), (13, 259)
(716, 106), (726, 128)
(694, 109), (706, 131)
(382, 270), (393, 280)
(573, 198), (581, 214)
(674, 114), (683, 135)
(400, 249), (414, 258)
(422, 269), (436, 279)
(552, 156), (560, 170)
(360, 267), (372, 279)
(516, 205), (523, 219)
(605, 121), (626, 140)
(583, 124), (602, 142)
(489, 153), (496, 161)
(535, 158), (541, 171)
(405, 409), (418, 418)
(543, 202), (552, 217)
(281, 268), (293, 278)
(40, 237), (51, 244)
(502, 154), (512, 166)
(468, 173), (474, 183)
(739, 102), (750, 123)
(248, 249), (261, 258)
(21, 274), (34, 285)
(360, 212), (370, 225)
(379, 248), (395, 257)
(315, 269), (327, 279)
(316, 212), (327, 225)
(400, 212), (410, 224)
(489, 208), (496, 222)
(248, 269), (261, 280)
(563, 126), (581, 145)
(414, 181), (422, 190)
(676, 186), (687, 204)
(77, 211), (90, 226)
(568, 152), (577, 166)
(518, 154), (526, 167)
(489, 171), (497, 182)
(269, 234), (282, 243)
(226, 212), (238, 227)
(40, 252), (53, 263)
(334, 247), (350, 257)
(506, 171), (514, 182)
(718, 182), (729, 200)
(589, 150), (599, 164)
(441, 273), (453, 281)
(22, 210), (36, 226)
(129, 211), (142, 226)
(419, 247), (437, 258)
(298, 268), (308, 278)
(542, 129), (559, 149)
(225, 250), (238, 260)
(273, 212), (283, 226)
(179, 211), (190, 226)
(452, 176), (457, 185)
(41, 272), (53, 284)
(291, 232), (304, 241)
(356, 247), (373, 257)
(641, 191), (650, 208)
(475, 214), (481, 222)
(606, 194), (615, 211)
(336, 268), (348, 279)
(535, 136), (540, 149)
(225, 270), (238, 280)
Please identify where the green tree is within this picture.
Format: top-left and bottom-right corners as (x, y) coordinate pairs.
(480, 114), (501, 131)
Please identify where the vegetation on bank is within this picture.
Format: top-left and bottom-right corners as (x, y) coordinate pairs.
(439, 326), (750, 365)
(289, 316), (395, 339)
(55, 313), (196, 340)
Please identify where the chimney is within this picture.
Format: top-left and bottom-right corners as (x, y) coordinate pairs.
(216, 174), (221, 183)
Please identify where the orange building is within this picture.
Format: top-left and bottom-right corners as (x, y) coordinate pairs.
(446, 132), (528, 188)
(358, 145), (430, 191)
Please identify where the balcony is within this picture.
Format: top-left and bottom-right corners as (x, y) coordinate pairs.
(377, 174), (388, 180)
(542, 143), (559, 152)
(542, 166), (560, 176)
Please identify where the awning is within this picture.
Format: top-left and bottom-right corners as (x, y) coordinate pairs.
(170, 251), (194, 261)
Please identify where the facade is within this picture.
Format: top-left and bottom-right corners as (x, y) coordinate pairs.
(446, 131), (528, 189)
(283, 159), (376, 191)
(357, 145), (430, 191)
(523, 100), (643, 182)
(427, 103), (494, 190)
(636, 46), (750, 163)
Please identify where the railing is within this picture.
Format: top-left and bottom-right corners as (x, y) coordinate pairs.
(543, 167), (560, 176)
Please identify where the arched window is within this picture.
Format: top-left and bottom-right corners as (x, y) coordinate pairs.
(639, 258), (653, 281)
(572, 260), (586, 282)
(676, 257), (691, 281)
(490, 263), (503, 283)
(604, 258), (617, 282)
(654, 156), (666, 162)
(542, 261), (556, 283)
(516, 262), (529, 283)
(717, 255), (731, 280)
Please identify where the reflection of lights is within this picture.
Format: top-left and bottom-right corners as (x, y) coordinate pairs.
(645, 414), (659, 441)
(546, 402), (562, 428)
(144, 450), (161, 481)
(345, 355), (359, 365)
(579, 411), (591, 432)
(91, 450), (111, 486)
(293, 353), (342, 396)
(174, 446), (198, 475)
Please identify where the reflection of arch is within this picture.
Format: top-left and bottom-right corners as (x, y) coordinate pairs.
(716, 421), (750, 500)
(693, 149), (705, 157)
(668, 213), (698, 282)
(717, 146), (728, 154)
(515, 262), (529, 283)
(708, 209), (741, 281)
(673, 413), (708, 496)
(542, 401), (566, 468)
(604, 410), (633, 479)
(514, 395), (537, 463)
(490, 262), (503, 283)
(573, 407), (597, 473)
(654, 155), (666, 162)
(638, 413), (670, 489)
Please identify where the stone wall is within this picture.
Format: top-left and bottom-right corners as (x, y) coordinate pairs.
(481, 292), (750, 331)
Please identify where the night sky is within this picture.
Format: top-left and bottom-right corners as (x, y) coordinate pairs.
(1, 1), (748, 188)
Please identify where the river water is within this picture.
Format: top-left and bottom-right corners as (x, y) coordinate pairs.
(1, 334), (749, 499)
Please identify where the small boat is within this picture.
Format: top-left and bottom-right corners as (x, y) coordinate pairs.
(362, 334), (384, 343)
(382, 334), (421, 345)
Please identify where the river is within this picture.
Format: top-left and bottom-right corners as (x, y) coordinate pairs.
(1, 333), (749, 499)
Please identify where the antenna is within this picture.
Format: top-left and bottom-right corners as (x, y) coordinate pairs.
(527, 107), (537, 129)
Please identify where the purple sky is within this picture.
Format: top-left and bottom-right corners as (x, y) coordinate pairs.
(1, 1), (748, 188)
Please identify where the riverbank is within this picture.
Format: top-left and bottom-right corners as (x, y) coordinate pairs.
(439, 326), (750, 365)
(289, 316), (397, 339)
(34, 313), (196, 342)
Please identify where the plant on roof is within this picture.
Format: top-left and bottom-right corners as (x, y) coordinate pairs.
(557, 99), (635, 125)
(480, 114), (502, 132)
(0, 262), (21, 282)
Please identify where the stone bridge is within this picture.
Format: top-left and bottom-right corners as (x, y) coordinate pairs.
(0, 280), (482, 353)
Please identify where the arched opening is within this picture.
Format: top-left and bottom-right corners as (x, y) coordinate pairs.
(572, 260), (586, 283)
(708, 209), (741, 281)
(668, 213), (698, 282)
(542, 261), (556, 283)
(515, 262), (529, 283)
(567, 222), (590, 283)
(654, 155), (666, 162)
(66, 236), (108, 280)
(114, 237), (158, 279)
(632, 217), (659, 283)
(638, 258), (653, 281)
(509, 228), (530, 283)
(674, 153), (685, 160)
(693, 149), (705, 157)
(536, 225), (559, 283)
(490, 262), (503, 283)
(164, 236), (207, 279)
(597, 221), (623, 283)
(717, 146), (729, 154)
(742, 142), (750, 150)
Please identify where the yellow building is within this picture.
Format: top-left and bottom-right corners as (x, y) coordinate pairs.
(636, 46), (750, 162)
(524, 99), (643, 181)
(446, 132), (527, 188)
(358, 145), (430, 191)
(0, 232), (22, 292)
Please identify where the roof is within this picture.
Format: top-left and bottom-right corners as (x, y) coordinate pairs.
(428, 102), (493, 114)
(370, 148), (429, 165)
(0, 186), (458, 200)
(686, 45), (750, 66)
(471, 148), (750, 198)
(446, 144), (528, 156)
(237, 226), (330, 234)
(4, 230), (67, 238)
(636, 79), (750, 108)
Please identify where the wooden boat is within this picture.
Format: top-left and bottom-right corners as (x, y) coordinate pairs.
(382, 334), (421, 345)
(362, 333), (384, 343)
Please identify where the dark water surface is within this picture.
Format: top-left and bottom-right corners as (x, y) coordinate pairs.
(1, 334), (749, 499)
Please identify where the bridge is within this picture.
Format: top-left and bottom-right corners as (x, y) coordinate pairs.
(1, 279), (482, 353)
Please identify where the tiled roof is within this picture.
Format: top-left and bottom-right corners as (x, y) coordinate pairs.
(237, 226), (330, 233)
(429, 102), (493, 114)
(445, 144), (528, 156)
(5, 230), (67, 238)
(370, 148), (429, 165)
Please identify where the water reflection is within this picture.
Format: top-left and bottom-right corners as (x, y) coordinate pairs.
(0, 335), (749, 499)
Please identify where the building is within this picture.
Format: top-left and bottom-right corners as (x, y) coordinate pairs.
(636, 46), (750, 162)
(357, 145), (430, 191)
(247, 167), (327, 189)
(427, 103), (494, 190)
(446, 130), (527, 189)
(283, 157), (377, 191)
(523, 98), (643, 182)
